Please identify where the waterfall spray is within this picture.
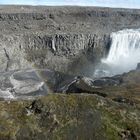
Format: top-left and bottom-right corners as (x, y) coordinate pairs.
(94, 29), (140, 77)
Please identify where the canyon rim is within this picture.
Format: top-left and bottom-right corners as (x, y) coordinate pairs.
(0, 5), (140, 140)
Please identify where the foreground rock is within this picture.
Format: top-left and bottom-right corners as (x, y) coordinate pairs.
(0, 68), (76, 100)
(0, 94), (139, 140)
(0, 69), (48, 100)
(0, 68), (140, 101)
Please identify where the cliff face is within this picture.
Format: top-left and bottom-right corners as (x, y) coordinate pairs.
(0, 6), (140, 34)
(0, 6), (140, 76)
(0, 6), (140, 140)
(23, 33), (110, 75)
(0, 33), (109, 76)
(0, 34), (110, 77)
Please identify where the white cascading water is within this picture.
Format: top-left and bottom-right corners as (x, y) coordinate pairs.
(94, 29), (140, 77)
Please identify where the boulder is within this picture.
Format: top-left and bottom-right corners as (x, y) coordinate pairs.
(0, 68), (77, 99)
(10, 70), (48, 96)
(136, 63), (140, 70)
(92, 77), (121, 87)
(0, 69), (48, 100)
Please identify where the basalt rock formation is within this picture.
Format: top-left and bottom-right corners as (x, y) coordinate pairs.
(0, 5), (140, 140)
(0, 6), (140, 76)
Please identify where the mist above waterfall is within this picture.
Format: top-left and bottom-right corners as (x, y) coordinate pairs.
(94, 29), (140, 77)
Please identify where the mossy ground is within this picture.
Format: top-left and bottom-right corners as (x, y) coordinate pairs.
(0, 94), (139, 140)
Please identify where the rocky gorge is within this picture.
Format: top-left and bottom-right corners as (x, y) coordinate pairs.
(0, 5), (140, 140)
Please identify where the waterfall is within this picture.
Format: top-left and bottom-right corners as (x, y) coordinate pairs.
(94, 29), (140, 77)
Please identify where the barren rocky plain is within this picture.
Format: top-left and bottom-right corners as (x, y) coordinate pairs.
(0, 5), (140, 140)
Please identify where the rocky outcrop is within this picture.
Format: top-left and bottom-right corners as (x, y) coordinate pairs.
(0, 6), (140, 76)
(0, 69), (48, 100)
(0, 6), (140, 139)
(0, 13), (46, 21)
(0, 33), (109, 76)
(0, 6), (140, 34)
(55, 69), (140, 100)
(0, 67), (139, 101)
(24, 33), (109, 75)
(137, 63), (140, 70)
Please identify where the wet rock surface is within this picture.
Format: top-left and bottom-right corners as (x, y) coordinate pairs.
(0, 69), (48, 100)
(0, 68), (140, 102)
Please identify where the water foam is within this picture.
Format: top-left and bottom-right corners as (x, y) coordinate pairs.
(95, 29), (140, 77)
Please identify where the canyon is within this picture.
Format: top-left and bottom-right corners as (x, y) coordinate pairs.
(0, 5), (140, 140)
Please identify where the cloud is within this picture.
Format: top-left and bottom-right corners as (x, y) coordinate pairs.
(0, 0), (140, 8)
(93, 0), (140, 8)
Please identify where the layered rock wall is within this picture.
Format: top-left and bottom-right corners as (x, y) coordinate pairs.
(0, 6), (140, 76)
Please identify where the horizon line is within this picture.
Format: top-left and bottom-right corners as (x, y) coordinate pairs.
(0, 4), (140, 10)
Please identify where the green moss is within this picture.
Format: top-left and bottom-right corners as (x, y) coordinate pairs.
(0, 94), (139, 140)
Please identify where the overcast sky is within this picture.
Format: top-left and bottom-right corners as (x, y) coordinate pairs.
(0, 0), (140, 9)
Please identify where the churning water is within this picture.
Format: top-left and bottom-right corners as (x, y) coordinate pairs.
(94, 29), (140, 77)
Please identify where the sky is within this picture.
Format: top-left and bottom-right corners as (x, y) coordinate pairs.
(0, 0), (140, 9)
